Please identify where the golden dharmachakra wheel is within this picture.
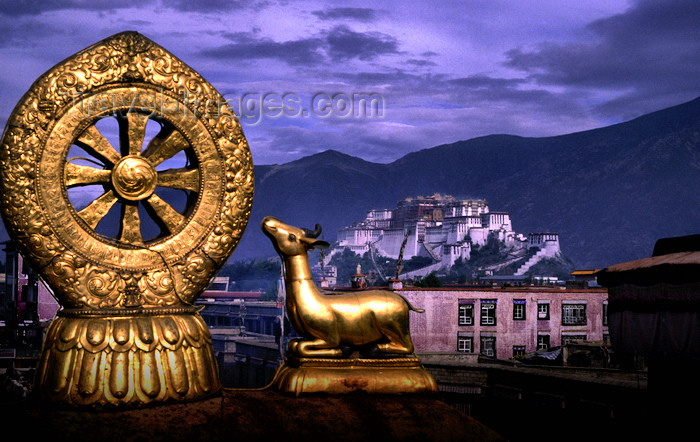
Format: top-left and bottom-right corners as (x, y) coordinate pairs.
(0, 31), (254, 309)
(0, 31), (254, 407)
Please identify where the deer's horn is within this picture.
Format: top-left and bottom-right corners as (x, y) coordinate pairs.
(303, 224), (322, 238)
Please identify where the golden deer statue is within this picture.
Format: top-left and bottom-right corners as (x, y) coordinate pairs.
(262, 216), (424, 358)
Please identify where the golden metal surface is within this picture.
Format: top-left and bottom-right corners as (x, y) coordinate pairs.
(37, 309), (219, 406)
(272, 356), (438, 395)
(262, 216), (436, 394)
(0, 31), (254, 406)
(263, 216), (424, 358)
(111, 155), (158, 201)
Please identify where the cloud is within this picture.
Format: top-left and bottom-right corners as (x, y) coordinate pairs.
(202, 25), (400, 66)
(323, 25), (400, 61)
(405, 59), (437, 67)
(203, 33), (325, 66)
(448, 76), (525, 90)
(0, 0), (273, 16)
(164, 0), (268, 12)
(0, 16), (63, 48)
(312, 7), (377, 22)
(0, 0), (145, 16)
(504, 0), (700, 118)
(0, 0), (270, 16)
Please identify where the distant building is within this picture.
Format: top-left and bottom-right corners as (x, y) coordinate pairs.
(195, 298), (292, 387)
(336, 194), (560, 276)
(311, 263), (337, 287)
(200, 289), (263, 303)
(570, 269), (601, 287)
(597, 233), (700, 420)
(207, 276), (230, 291)
(400, 286), (608, 360)
(0, 242), (60, 369)
(197, 296), (276, 332)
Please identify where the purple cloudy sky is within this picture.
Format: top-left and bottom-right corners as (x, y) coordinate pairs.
(0, 0), (698, 165)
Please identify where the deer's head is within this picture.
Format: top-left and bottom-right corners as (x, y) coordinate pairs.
(262, 216), (329, 257)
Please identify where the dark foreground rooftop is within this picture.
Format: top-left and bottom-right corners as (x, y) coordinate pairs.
(0, 389), (505, 442)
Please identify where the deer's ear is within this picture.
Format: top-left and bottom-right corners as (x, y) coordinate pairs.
(299, 235), (329, 249)
(310, 240), (330, 249)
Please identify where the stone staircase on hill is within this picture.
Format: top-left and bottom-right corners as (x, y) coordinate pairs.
(514, 248), (550, 275)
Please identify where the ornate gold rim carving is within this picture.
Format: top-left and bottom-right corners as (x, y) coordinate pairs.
(57, 306), (199, 317)
(285, 356), (424, 367)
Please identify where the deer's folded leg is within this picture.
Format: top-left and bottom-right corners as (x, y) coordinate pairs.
(376, 342), (414, 355)
(297, 339), (343, 358)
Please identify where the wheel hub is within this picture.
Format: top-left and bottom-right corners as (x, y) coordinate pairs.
(111, 155), (157, 201)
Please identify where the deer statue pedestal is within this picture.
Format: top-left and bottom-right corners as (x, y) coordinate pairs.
(272, 355), (438, 395)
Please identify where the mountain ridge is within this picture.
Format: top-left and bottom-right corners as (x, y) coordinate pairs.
(241, 96), (700, 269)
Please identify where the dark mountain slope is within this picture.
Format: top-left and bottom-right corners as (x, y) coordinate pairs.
(235, 97), (700, 269)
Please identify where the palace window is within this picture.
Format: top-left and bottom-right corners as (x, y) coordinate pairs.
(480, 300), (497, 326)
(537, 334), (550, 351)
(513, 300), (526, 320)
(480, 335), (496, 357)
(603, 302), (608, 326)
(562, 303), (587, 325)
(457, 333), (473, 353)
(562, 334), (587, 345)
(458, 302), (474, 326)
(512, 345), (526, 359)
(537, 302), (550, 320)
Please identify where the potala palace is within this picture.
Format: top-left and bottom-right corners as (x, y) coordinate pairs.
(334, 194), (562, 277)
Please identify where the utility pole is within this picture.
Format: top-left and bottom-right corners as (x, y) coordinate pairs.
(278, 261), (286, 359)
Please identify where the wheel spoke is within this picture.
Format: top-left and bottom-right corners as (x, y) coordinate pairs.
(120, 112), (149, 156)
(142, 130), (188, 167)
(77, 190), (118, 230)
(119, 203), (143, 244)
(156, 168), (200, 193)
(145, 193), (184, 233)
(75, 125), (122, 165)
(64, 163), (111, 187)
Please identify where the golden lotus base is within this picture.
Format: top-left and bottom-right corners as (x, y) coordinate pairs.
(34, 308), (221, 407)
(271, 355), (438, 395)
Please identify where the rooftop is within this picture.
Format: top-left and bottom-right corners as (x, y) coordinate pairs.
(1, 389), (505, 442)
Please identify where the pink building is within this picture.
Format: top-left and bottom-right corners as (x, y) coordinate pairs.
(2, 244), (60, 323)
(400, 286), (609, 360)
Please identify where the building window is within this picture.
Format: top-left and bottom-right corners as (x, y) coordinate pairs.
(603, 302), (608, 326)
(537, 302), (550, 320)
(537, 334), (550, 351)
(513, 345), (526, 359)
(458, 303), (474, 325)
(458, 333), (473, 353)
(562, 334), (587, 345)
(480, 335), (496, 357)
(480, 300), (497, 326)
(513, 300), (526, 320)
(562, 303), (587, 325)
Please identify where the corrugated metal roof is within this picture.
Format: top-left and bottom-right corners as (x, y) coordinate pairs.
(570, 270), (600, 276)
(600, 251), (700, 273)
(597, 251), (700, 287)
